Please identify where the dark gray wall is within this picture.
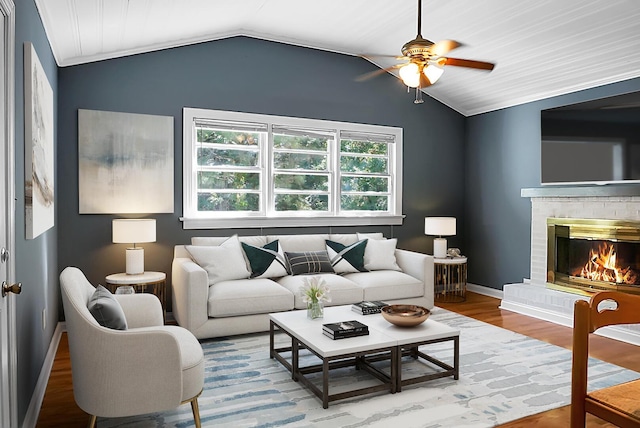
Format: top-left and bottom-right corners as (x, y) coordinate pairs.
(57, 36), (467, 312)
(15, 0), (59, 424)
(465, 78), (640, 290)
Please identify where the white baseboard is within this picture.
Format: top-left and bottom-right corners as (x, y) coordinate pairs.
(22, 322), (66, 428)
(467, 283), (503, 299)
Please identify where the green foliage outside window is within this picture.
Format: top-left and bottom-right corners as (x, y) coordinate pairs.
(198, 192), (260, 211)
(340, 139), (387, 155)
(198, 129), (259, 146)
(341, 176), (388, 192)
(198, 171), (259, 190)
(198, 148), (258, 167)
(275, 174), (328, 191)
(275, 194), (329, 211)
(341, 195), (388, 211)
(340, 155), (387, 173)
(274, 152), (327, 170)
(274, 135), (328, 151)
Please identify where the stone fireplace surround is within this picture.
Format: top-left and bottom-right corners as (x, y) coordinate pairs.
(500, 185), (640, 345)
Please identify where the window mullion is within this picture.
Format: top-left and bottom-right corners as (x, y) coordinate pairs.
(333, 128), (342, 216)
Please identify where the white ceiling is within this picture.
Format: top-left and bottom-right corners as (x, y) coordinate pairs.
(35, 0), (640, 116)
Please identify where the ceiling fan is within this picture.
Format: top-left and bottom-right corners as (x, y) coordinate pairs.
(359, 0), (495, 103)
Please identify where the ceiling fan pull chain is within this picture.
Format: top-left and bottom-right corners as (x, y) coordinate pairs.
(414, 88), (424, 104)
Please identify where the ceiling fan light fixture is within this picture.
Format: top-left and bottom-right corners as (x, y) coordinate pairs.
(399, 62), (421, 88)
(423, 64), (444, 84)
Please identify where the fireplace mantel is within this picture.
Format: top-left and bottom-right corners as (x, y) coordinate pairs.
(521, 184), (640, 198)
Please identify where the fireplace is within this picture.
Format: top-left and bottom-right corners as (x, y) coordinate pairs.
(547, 218), (640, 295)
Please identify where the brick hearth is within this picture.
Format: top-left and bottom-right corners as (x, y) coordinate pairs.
(500, 187), (640, 345)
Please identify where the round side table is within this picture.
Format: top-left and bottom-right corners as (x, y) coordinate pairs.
(105, 271), (167, 316)
(433, 257), (467, 303)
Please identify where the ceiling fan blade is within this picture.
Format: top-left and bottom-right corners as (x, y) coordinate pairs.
(430, 40), (462, 57)
(361, 54), (410, 60)
(355, 64), (404, 82)
(442, 57), (495, 71)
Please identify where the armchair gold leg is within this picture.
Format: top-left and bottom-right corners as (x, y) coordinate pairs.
(87, 415), (97, 428)
(191, 397), (201, 428)
(182, 389), (203, 428)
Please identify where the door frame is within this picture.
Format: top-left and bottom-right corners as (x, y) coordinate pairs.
(0, 0), (17, 426)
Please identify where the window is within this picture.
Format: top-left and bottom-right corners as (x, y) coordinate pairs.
(182, 108), (403, 229)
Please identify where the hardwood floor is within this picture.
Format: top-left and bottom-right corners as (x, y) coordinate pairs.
(36, 292), (637, 427)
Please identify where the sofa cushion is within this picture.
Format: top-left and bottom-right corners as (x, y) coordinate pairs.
(186, 236), (250, 285)
(277, 274), (364, 309)
(363, 238), (401, 271)
(325, 239), (368, 273)
(192, 235), (267, 247)
(343, 270), (423, 301)
(273, 234), (330, 252)
(357, 232), (385, 240)
(207, 278), (294, 317)
(241, 240), (289, 279)
(88, 285), (128, 330)
(285, 250), (335, 275)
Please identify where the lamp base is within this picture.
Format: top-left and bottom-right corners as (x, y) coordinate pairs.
(125, 247), (144, 275)
(433, 238), (448, 258)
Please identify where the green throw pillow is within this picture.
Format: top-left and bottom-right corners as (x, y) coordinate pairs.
(325, 239), (368, 273)
(241, 240), (289, 279)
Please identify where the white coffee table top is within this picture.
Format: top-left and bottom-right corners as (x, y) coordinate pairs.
(270, 305), (459, 357)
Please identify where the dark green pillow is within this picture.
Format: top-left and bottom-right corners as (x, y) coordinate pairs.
(325, 239), (368, 273)
(88, 285), (128, 330)
(241, 240), (289, 278)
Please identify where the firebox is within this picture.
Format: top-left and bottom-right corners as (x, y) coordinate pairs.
(547, 218), (640, 295)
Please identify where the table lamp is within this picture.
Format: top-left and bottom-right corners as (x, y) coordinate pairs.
(425, 217), (456, 258)
(112, 219), (156, 275)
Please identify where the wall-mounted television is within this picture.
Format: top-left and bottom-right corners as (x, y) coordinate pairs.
(541, 92), (640, 185)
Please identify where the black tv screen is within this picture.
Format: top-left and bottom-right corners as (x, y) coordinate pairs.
(541, 92), (640, 185)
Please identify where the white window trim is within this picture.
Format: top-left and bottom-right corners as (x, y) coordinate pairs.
(182, 108), (404, 229)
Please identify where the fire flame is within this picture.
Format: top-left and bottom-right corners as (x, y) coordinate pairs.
(579, 243), (637, 284)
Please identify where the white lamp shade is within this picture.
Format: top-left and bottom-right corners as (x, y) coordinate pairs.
(424, 217), (456, 237)
(112, 219), (156, 244)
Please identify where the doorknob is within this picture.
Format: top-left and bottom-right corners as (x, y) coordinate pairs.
(2, 281), (22, 297)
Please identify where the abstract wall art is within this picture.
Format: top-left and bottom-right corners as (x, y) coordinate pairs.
(24, 42), (55, 239)
(78, 109), (174, 214)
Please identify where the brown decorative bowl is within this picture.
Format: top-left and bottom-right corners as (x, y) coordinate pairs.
(381, 304), (430, 327)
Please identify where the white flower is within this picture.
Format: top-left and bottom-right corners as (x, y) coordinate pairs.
(299, 276), (331, 304)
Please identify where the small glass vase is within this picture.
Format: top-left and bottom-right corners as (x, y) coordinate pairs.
(307, 301), (324, 319)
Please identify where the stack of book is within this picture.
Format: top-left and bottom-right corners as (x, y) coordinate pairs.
(351, 301), (388, 315)
(322, 320), (369, 340)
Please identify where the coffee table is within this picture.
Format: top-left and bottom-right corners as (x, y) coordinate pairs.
(269, 305), (459, 408)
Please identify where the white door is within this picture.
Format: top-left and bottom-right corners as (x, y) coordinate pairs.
(0, 1), (17, 427)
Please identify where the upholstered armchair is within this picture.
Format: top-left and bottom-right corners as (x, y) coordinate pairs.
(60, 267), (204, 428)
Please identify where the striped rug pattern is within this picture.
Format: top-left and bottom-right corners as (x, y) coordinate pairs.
(103, 308), (640, 427)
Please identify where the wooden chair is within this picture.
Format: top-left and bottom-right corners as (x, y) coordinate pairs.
(571, 291), (640, 427)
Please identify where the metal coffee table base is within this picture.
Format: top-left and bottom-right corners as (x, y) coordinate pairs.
(396, 336), (460, 392)
(270, 321), (397, 409)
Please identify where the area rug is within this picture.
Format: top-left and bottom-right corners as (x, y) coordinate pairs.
(101, 308), (640, 427)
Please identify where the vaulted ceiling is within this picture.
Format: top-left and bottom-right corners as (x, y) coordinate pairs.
(35, 0), (640, 116)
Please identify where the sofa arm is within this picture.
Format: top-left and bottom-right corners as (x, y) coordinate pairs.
(171, 257), (209, 334)
(115, 293), (164, 328)
(395, 249), (434, 308)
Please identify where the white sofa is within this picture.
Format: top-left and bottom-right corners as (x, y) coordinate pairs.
(172, 233), (434, 340)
